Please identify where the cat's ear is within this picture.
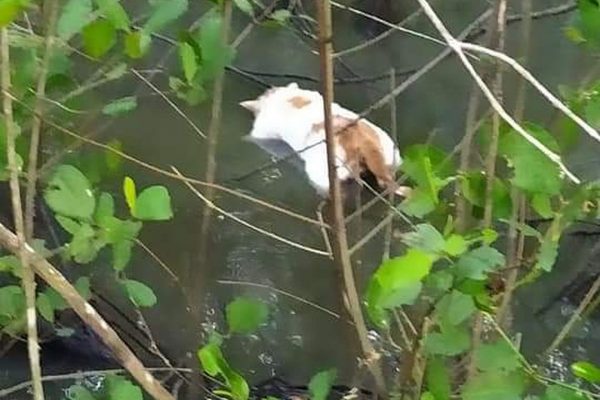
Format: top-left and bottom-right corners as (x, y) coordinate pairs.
(287, 82), (299, 89)
(239, 100), (260, 113)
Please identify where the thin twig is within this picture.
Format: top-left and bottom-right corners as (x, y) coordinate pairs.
(130, 69), (206, 139)
(459, 42), (600, 145)
(546, 275), (600, 354)
(315, 0), (386, 394)
(216, 279), (347, 322)
(172, 167), (330, 256)
(1, 27), (44, 400)
(497, 0), (532, 330)
(200, 0), (233, 253)
(134, 239), (179, 282)
(415, 0), (581, 184)
(349, 214), (393, 256)
(24, 0), (58, 242)
(333, 7), (424, 58)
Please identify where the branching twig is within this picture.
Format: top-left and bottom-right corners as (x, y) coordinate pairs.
(0, 223), (175, 400)
(414, 0), (581, 184)
(1, 27), (44, 400)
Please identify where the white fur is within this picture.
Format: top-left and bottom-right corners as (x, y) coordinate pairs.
(241, 83), (402, 196)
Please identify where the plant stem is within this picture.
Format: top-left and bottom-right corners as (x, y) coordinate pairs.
(199, 0), (233, 244)
(1, 28), (45, 400)
(314, 0), (387, 395)
(497, 0), (532, 330)
(25, 0), (58, 241)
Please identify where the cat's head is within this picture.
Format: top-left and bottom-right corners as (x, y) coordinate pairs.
(239, 82), (300, 115)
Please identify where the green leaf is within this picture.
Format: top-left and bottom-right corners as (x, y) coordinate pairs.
(584, 96), (600, 128)
(66, 385), (96, 400)
(399, 187), (436, 217)
(75, 277), (92, 301)
(269, 9), (291, 24)
(578, 0), (600, 48)
(123, 279), (157, 307)
(571, 360), (600, 383)
(474, 340), (520, 373)
(198, 342), (223, 376)
(402, 224), (445, 255)
(113, 240), (133, 271)
(461, 172), (513, 219)
(499, 124), (562, 195)
(0, 255), (20, 276)
(461, 372), (525, 400)
(36, 292), (55, 323)
(123, 176), (137, 213)
(68, 223), (100, 263)
(94, 192), (115, 224)
(95, 0), (130, 31)
(197, 12), (235, 79)
(426, 324), (470, 356)
(308, 369), (337, 400)
(233, 0), (253, 15)
(99, 217), (142, 244)
(402, 145), (454, 204)
(535, 238), (559, 272)
(179, 41), (198, 84)
(124, 31), (150, 59)
(366, 249), (434, 327)
(444, 234), (468, 257)
(0, 285), (25, 320)
(57, 0), (93, 40)
(435, 290), (475, 326)
(531, 194), (553, 218)
(0, 0), (29, 28)
(143, 0), (188, 33)
(44, 287), (68, 311)
(56, 215), (81, 234)
(454, 246), (505, 280)
(45, 165), (96, 220)
(102, 96), (137, 116)
(133, 185), (173, 221)
(198, 343), (249, 400)
(83, 19), (116, 58)
(543, 385), (586, 400)
(226, 297), (269, 334)
(106, 375), (143, 400)
(426, 358), (451, 400)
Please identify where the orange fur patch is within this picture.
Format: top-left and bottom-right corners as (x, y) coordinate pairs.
(313, 117), (397, 190)
(288, 96), (311, 109)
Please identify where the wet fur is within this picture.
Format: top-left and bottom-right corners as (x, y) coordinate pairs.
(240, 83), (407, 197)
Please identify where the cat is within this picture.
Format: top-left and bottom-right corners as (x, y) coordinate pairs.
(240, 82), (411, 198)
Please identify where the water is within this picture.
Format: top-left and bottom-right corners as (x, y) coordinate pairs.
(2, 0), (600, 397)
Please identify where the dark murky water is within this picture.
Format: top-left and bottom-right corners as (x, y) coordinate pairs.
(2, 0), (600, 398)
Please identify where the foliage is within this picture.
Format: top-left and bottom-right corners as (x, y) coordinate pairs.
(63, 375), (143, 400)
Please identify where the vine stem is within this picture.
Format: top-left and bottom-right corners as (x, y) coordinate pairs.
(0, 223), (175, 400)
(314, 0), (387, 395)
(1, 28), (45, 400)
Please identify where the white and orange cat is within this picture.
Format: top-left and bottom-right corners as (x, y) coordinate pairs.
(240, 82), (410, 197)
